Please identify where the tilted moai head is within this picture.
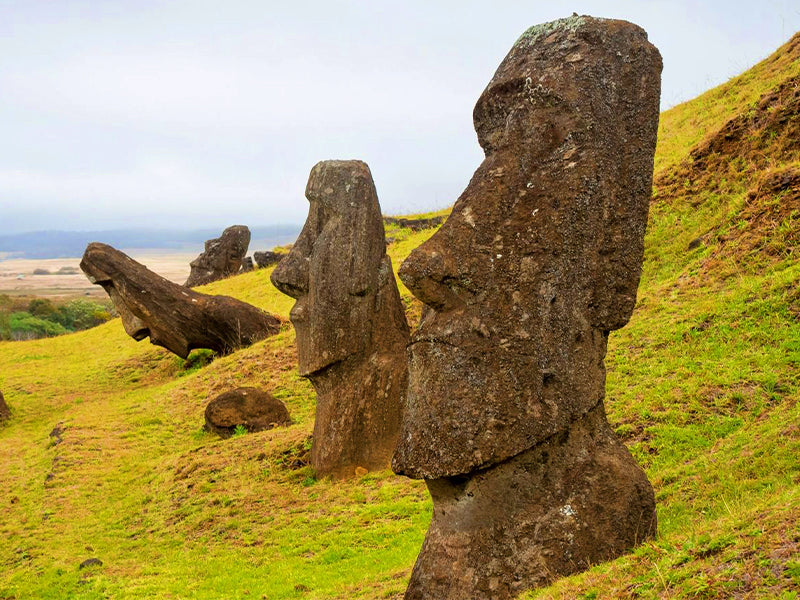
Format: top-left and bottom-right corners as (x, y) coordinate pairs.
(393, 15), (663, 479)
(271, 160), (396, 376)
(81, 243), (279, 358)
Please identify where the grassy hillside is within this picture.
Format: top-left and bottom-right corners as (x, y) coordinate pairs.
(2, 34), (799, 600)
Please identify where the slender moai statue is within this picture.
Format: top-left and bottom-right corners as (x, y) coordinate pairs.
(271, 160), (410, 479)
(392, 16), (662, 599)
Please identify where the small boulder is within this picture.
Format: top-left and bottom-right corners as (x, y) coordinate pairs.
(688, 236), (704, 250)
(240, 256), (254, 273)
(0, 391), (10, 424)
(204, 387), (291, 438)
(79, 558), (103, 569)
(253, 250), (283, 269)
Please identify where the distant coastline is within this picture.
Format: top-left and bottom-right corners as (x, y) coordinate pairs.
(0, 225), (302, 260)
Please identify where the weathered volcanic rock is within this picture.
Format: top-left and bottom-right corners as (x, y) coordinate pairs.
(383, 216), (445, 231)
(204, 387), (291, 438)
(271, 160), (410, 479)
(392, 15), (661, 598)
(253, 250), (283, 269)
(186, 225), (250, 287)
(240, 256), (254, 273)
(81, 242), (280, 358)
(0, 391), (9, 424)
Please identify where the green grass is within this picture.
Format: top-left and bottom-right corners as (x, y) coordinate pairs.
(2, 33), (800, 600)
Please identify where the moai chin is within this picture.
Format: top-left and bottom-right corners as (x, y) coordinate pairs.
(271, 160), (410, 479)
(392, 16), (662, 599)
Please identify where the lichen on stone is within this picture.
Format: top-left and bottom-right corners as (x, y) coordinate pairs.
(514, 14), (596, 49)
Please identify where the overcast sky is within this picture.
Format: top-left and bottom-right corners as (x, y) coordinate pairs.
(1, 0), (799, 234)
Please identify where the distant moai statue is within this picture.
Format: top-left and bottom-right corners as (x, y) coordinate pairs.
(271, 160), (410, 479)
(392, 16), (662, 599)
(186, 225), (251, 287)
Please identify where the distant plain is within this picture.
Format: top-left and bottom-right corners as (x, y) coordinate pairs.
(0, 251), (194, 298)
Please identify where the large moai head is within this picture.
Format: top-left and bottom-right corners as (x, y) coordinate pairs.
(271, 160), (405, 377)
(393, 15), (662, 479)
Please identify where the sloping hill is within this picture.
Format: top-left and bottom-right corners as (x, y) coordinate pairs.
(1, 34), (799, 600)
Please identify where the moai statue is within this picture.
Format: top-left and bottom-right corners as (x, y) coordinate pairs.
(271, 160), (410, 478)
(186, 225), (251, 287)
(392, 16), (662, 599)
(81, 243), (280, 358)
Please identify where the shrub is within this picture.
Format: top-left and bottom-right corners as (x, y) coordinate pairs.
(8, 312), (68, 340)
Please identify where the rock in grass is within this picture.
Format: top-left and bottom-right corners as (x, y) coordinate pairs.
(186, 225), (251, 287)
(0, 391), (9, 424)
(271, 160), (410, 479)
(392, 15), (661, 598)
(253, 250), (283, 269)
(204, 387), (291, 438)
(79, 558), (102, 569)
(240, 256), (255, 273)
(80, 243), (280, 359)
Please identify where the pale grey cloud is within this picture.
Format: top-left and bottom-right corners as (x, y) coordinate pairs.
(1, 0), (798, 234)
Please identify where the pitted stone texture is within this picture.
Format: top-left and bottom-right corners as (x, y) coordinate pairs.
(186, 225), (250, 287)
(405, 404), (656, 599)
(392, 15), (661, 599)
(271, 160), (409, 479)
(81, 243), (280, 359)
(205, 387), (291, 438)
(253, 251), (283, 269)
(393, 15), (662, 479)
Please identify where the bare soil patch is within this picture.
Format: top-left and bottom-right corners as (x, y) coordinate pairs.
(0, 250), (194, 298)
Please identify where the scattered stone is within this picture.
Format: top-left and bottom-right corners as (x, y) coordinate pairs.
(392, 15), (661, 598)
(383, 215), (445, 231)
(81, 242), (280, 358)
(204, 387), (291, 438)
(688, 236), (704, 250)
(49, 422), (64, 446)
(253, 250), (283, 269)
(272, 160), (410, 479)
(240, 256), (254, 273)
(79, 558), (103, 569)
(0, 391), (9, 424)
(186, 225), (251, 287)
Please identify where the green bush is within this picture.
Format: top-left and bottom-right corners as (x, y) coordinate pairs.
(8, 312), (68, 340)
(57, 299), (112, 331)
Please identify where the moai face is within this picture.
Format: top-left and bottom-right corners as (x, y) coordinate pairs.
(393, 16), (662, 479)
(271, 161), (386, 377)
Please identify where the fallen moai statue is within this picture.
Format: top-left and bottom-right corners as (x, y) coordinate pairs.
(186, 225), (251, 287)
(205, 387), (291, 438)
(271, 160), (410, 479)
(81, 242), (280, 359)
(392, 15), (662, 599)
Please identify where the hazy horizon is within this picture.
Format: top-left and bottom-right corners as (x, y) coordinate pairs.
(2, 0), (799, 235)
